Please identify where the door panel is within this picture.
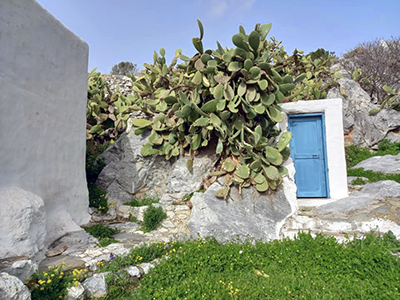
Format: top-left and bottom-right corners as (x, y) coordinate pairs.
(288, 114), (329, 198)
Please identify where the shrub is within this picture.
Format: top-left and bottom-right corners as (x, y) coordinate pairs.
(141, 204), (167, 232)
(351, 177), (367, 185)
(342, 37), (400, 105)
(83, 224), (119, 247)
(111, 61), (138, 75)
(125, 196), (159, 207)
(26, 264), (88, 300)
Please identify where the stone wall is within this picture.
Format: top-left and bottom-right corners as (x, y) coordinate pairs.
(0, 0), (90, 257)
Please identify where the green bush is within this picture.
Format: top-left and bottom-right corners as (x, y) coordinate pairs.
(125, 196), (159, 207)
(26, 264), (88, 300)
(141, 205), (167, 232)
(83, 224), (119, 247)
(88, 184), (109, 213)
(351, 177), (367, 185)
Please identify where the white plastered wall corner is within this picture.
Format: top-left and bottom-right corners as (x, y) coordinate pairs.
(279, 99), (349, 200)
(0, 0), (90, 249)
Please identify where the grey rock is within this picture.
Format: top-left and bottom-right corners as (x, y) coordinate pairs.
(125, 266), (141, 278)
(352, 153), (400, 174)
(327, 78), (400, 147)
(160, 144), (219, 203)
(108, 222), (141, 233)
(0, 272), (31, 300)
(0, 259), (37, 282)
(39, 255), (86, 273)
(97, 129), (219, 205)
(96, 131), (173, 204)
(188, 160), (297, 242)
(138, 263), (155, 275)
(318, 180), (400, 212)
(49, 230), (98, 257)
(83, 272), (109, 298)
(0, 187), (46, 259)
(65, 282), (85, 300)
(387, 130), (400, 143)
(102, 75), (133, 96)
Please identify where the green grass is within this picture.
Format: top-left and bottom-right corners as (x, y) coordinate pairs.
(94, 232), (400, 300)
(351, 177), (367, 185)
(345, 139), (400, 168)
(348, 168), (400, 184)
(346, 139), (400, 184)
(83, 224), (119, 247)
(124, 196), (159, 207)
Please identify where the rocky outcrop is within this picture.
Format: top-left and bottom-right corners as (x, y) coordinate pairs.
(282, 180), (400, 241)
(351, 153), (400, 174)
(327, 78), (400, 147)
(188, 160), (297, 242)
(97, 130), (218, 204)
(0, 272), (31, 300)
(102, 75), (133, 96)
(0, 258), (37, 283)
(0, 188), (46, 259)
(82, 273), (108, 298)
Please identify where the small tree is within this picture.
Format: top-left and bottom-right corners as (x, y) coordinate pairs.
(111, 61), (138, 75)
(342, 37), (400, 104)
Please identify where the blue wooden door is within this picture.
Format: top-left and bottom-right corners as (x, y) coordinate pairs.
(288, 113), (329, 198)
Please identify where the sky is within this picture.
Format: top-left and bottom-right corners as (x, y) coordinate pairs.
(36, 0), (400, 74)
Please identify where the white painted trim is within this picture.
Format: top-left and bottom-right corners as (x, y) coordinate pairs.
(279, 99), (348, 200)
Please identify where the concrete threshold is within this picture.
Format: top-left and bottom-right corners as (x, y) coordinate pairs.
(297, 198), (342, 207)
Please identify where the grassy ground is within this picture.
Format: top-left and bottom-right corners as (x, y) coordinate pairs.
(346, 139), (400, 184)
(96, 232), (400, 299)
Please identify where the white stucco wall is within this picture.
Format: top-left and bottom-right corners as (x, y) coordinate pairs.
(0, 0), (90, 246)
(280, 99), (348, 200)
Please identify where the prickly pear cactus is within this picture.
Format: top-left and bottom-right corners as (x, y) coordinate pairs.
(86, 69), (141, 148)
(129, 21), (331, 197)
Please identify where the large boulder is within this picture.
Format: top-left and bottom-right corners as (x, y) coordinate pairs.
(97, 129), (219, 204)
(188, 160), (297, 242)
(327, 78), (399, 147)
(0, 188), (46, 259)
(351, 153), (400, 174)
(0, 272), (31, 300)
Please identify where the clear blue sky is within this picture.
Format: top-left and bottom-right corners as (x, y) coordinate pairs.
(36, 0), (400, 74)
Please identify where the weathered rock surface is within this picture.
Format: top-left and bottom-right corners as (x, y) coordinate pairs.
(66, 282), (85, 300)
(281, 180), (400, 241)
(0, 272), (31, 300)
(0, 187), (46, 259)
(351, 153), (400, 174)
(38, 255), (86, 273)
(188, 160), (297, 242)
(96, 131), (172, 203)
(327, 78), (400, 147)
(97, 130), (218, 204)
(83, 272), (108, 298)
(102, 75), (133, 96)
(318, 181), (400, 212)
(0, 259), (37, 282)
